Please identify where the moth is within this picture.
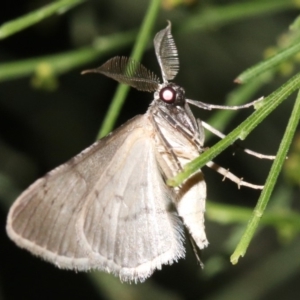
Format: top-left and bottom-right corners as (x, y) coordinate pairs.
(6, 22), (267, 283)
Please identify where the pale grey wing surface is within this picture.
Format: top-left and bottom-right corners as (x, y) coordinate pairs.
(77, 117), (185, 283)
(7, 114), (185, 282)
(6, 115), (146, 269)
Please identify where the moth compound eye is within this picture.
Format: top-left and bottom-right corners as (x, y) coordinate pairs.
(159, 87), (176, 103)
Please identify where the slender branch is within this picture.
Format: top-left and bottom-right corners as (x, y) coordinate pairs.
(167, 72), (300, 187)
(97, 0), (162, 138)
(179, 0), (295, 33)
(0, 31), (136, 83)
(230, 88), (300, 264)
(0, 0), (85, 39)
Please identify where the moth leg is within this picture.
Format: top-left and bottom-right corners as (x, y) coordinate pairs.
(206, 161), (264, 190)
(196, 118), (205, 146)
(186, 229), (204, 268)
(201, 121), (275, 160)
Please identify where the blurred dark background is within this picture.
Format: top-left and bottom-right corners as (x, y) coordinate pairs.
(0, 0), (300, 299)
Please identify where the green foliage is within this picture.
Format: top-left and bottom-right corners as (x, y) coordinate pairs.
(1, 0), (300, 299)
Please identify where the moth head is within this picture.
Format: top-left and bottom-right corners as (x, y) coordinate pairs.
(156, 83), (185, 107)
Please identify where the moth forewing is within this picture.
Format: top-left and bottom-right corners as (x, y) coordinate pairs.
(6, 116), (143, 268)
(7, 115), (185, 283)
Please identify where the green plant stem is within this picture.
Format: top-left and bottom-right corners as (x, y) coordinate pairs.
(208, 238), (300, 300)
(0, 0), (85, 39)
(179, 0), (295, 33)
(230, 88), (300, 264)
(0, 0), (293, 89)
(0, 30), (136, 82)
(97, 0), (161, 139)
(205, 73), (271, 141)
(236, 41), (300, 84)
(207, 201), (300, 231)
(168, 72), (300, 187)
